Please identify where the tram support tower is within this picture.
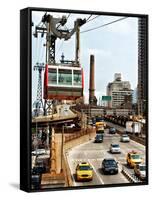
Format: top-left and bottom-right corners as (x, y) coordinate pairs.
(33, 62), (45, 116)
(33, 13), (86, 115)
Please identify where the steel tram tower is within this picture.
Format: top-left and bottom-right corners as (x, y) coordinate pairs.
(33, 62), (45, 116)
(33, 13), (86, 115)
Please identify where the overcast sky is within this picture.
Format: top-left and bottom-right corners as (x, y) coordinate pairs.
(32, 11), (138, 104)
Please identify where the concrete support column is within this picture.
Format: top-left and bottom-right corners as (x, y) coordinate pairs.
(54, 130), (65, 174)
(50, 127), (56, 175)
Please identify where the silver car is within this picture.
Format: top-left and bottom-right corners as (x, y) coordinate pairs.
(32, 149), (46, 156)
(134, 164), (146, 180)
(120, 134), (130, 142)
(110, 144), (121, 153)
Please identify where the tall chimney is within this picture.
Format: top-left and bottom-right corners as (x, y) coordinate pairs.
(89, 55), (97, 105)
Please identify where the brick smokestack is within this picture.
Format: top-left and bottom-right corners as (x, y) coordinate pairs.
(89, 55), (97, 105)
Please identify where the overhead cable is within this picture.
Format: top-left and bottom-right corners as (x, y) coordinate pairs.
(87, 15), (100, 23)
(81, 16), (128, 33)
(86, 15), (92, 22)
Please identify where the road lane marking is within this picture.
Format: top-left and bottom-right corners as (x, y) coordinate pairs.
(88, 159), (104, 185)
(66, 128), (146, 186)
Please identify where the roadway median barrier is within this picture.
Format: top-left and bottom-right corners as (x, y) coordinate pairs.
(121, 167), (141, 183)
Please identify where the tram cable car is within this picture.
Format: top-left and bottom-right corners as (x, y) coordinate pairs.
(44, 64), (84, 100)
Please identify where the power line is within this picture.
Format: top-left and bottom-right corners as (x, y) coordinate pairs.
(37, 36), (45, 62)
(63, 14), (72, 30)
(66, 13), (71, 20)
(35, 37), (38, 61)
(56, 40), (64, 57)
(81, 16), (128, 33)
(40, 38), (45, 62)
(35, 20), (42, 28)
(86, 15), (92, 22)
(64, 24), (69, 30)
(57, 13), (71, 29)
(66, 15), (98, 31)
(87, 15), (100, 23)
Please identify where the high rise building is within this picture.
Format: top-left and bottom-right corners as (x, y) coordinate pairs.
(132, 88), (138, 115)
(132, 88), (138, 104)
(107, 73), (132, 108)
(137, 17), (148, 116)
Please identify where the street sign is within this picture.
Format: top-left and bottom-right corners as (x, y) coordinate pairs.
(102, 96), (111, 101)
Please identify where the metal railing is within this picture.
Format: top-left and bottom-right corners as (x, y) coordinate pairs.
(64, 128), (93, 142)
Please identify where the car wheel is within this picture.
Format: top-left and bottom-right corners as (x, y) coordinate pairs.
(115, 170), (118, 174)
(103, 168), (106, 174)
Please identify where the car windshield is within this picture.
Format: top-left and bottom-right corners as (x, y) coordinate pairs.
(96, 130), (104, 133)
(131, 154), (140, 159)
(112, 144), (119, 148)
(122, 135), (129, 138)
(139, 165), (146, 171)
(104, 160), (117, 166)
(37, 149), (45, 152)
(78, 165), (92, 170)
(110, 128), (115, 131)
(96, 117), (104, 122)
(96, 134), (102, 138)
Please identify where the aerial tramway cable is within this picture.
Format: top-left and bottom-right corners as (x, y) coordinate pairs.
(81, 16), (128, 33)
(86, 14), (92, 22)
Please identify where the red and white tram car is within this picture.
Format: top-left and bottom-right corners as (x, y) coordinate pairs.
(44, 64), (84, 100)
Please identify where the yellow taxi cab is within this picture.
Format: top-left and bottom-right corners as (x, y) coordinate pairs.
(126, 151), (142, 168)
(96, 121), (106, 128)
(95, 117), (106, 128)
(76, 162), (93, 181)
(96, 125), (104, 134)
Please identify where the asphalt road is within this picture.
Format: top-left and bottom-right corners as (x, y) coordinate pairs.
(66, 128), (145, 187)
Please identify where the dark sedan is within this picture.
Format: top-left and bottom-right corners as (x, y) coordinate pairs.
(31, 174), (41, 189)
(32, 166), (46, 175)
(101, 158), (118, 174)
(94, 134), (103, 143)
(109, 127), (116, 134)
